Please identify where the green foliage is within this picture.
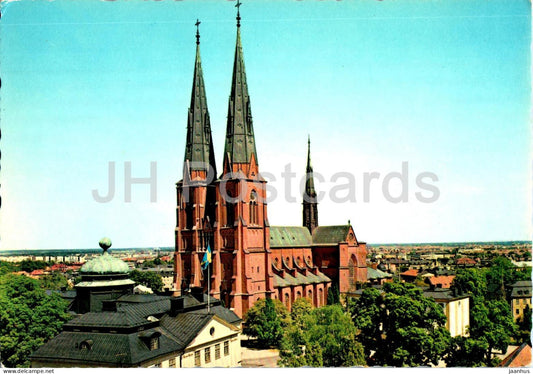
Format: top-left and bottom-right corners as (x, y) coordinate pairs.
(18, 260), (50, 273)
(348, 282), (450, 367)
(129, 269), (163, 293)
(485, 257), (516, 300)
(0, 274), (72, 367)
(326, 284), (340, 305)
(0, 261), (17, 275)
(447, 267), (518, 367)
(40, 271), (69, 290)
(280, 302), (366, 367)
(244, 298), (288, 348)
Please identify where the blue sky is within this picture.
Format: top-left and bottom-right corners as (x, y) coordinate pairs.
(0, 0), (530, 250)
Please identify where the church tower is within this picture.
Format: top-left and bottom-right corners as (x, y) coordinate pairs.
(303, 136), (318, 234)
(212, 2), (274, 317)
(174, 21), (218, 294)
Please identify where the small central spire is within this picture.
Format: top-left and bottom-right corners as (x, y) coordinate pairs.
(307, 134), (312, 171)
(195, 19), (201, 45)
(236, 0), (242, 28)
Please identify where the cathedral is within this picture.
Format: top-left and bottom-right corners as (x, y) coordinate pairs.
(173, 6), (367, 318)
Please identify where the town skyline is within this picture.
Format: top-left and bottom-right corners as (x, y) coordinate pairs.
(1, 0), (530, 250)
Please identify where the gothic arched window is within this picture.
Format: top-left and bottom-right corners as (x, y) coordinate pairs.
(249, 190), (258, 225)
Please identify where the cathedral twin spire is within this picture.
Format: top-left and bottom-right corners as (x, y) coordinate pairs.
(183, 3), (318, 199)
(184, 2), (257, 179)
(183, 19), (216, 178)
(223, 0), (258, 171)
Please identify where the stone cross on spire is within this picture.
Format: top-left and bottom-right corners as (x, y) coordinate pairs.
(195, 19), (201, 45)
(236, 0), (242, 27)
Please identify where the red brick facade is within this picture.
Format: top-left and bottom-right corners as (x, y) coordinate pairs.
(173, 14), (366, 318)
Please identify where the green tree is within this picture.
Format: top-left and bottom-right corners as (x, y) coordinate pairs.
(451, 268), (487, 299)
(244, 298), (288, 348)
(129, 269), (163, 292)
(18, 260), (49, 273)
(0, 274), (72, 367)
(327, 284), (340, 305)
(447, 268), (518, 367)
(0, 261), (17, 275)
(40, 271), (69, 290)
(485, 257), (516, 300)
(348, 282), (450, 367)
(280, 304), (366, 367)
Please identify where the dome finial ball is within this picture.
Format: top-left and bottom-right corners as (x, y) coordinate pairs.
(99, 237), (112, 252)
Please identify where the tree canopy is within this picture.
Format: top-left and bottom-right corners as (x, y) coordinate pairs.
(348, 282), (450, 367)
(129, 269), (163, 293)
(0, 274), (72, 367)
(280, 300), (365, 367)
(447, 267), (518, 367)
(243, 298), (289, 348)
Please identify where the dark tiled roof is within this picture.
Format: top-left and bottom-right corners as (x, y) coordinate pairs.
(270, 226), (312, 248)
(511, 284), (532, 298)
(422, 289), (467, 301)
(116, 294), (169, 303)
(367, 267), (392, 280)
(31, 291), (241, 367)
(160, 313), (212, 347)
(208, 305), (242, 325)
(30, 329), (181, 366)
(510, 280), (533, 288)
(116, 295), (171, 318)
(312, 225), (350, 244)
(65, 312), (150, 330)
(273, 270), (330, 288)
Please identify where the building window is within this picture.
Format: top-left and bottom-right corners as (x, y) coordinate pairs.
(169, 358), (176, 368)
(226, 203), (235, 227)
(296, 291), (301, 299)
(186, 203), (194, 229)
(249, 191), (258, 225)
(205, 347), (211, 363)
(224, 341), (229, 356)
(195, 350), (201, 366)
(215, 344), (221, 360)
(348, 256), (356, 288)
(516, 309), (520, 315)
(154, 363), (161, 368)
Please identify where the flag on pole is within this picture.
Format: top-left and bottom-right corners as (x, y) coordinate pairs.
(201, 244), (212, 270)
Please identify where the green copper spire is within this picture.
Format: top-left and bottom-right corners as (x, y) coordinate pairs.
(184, 19), (217, 175)
(223, 1), (258, 167)
(305, 135), (316, 198)
(303, 136), (318, 233)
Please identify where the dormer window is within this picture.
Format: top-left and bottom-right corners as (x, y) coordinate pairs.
(140, 331), (161, 351)
(77, 339), (93, 351)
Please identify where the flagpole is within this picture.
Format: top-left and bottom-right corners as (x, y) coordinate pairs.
(207, 249), (211, 313)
